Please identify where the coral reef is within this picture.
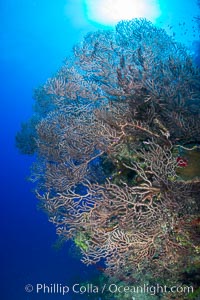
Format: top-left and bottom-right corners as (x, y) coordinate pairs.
(16, 19), (200, 292)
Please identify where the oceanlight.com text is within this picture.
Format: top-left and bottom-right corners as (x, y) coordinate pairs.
(25, 282), (194, 297)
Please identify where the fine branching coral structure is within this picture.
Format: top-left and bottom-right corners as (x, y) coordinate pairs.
(17, 19), (200, 294)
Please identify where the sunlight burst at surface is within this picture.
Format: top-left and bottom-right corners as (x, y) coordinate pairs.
(84, 0), (161, 26)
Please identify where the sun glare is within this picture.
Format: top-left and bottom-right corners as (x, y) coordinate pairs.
(85, 0), (160, 26)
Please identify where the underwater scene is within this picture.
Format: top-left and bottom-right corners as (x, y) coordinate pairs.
(1, 0), (200, 299)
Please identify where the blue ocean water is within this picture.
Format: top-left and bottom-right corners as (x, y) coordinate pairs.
(1, 1), (199, 300)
